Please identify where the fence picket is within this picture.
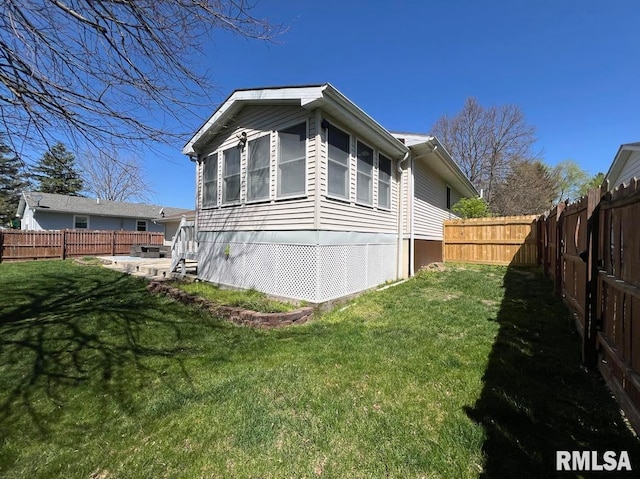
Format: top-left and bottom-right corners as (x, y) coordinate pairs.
(0, 230), (164, 262)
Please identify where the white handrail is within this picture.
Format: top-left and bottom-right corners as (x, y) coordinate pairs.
(170, 215), (197, 274)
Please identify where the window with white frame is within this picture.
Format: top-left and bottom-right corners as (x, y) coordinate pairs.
(136, 220), (147, 232)
(74, 215), (88, 229)
(278, 122), (306, 197)
(223, 147), (241, 204)
(356, 141), (373, 205)
(247, 135), (270, 201)
(378, 154), (391, 209)
(327, 125), (350, 199)
(203, 154), (218, 207)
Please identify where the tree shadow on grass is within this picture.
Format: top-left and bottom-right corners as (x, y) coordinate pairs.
(0, 265), (228, 435)
(465, 267), (640, 478)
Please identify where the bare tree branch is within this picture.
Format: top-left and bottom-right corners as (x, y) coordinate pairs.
(0, 1), (285, 155)
(431, 98), (538, 206)
(80, 149), (153, 202)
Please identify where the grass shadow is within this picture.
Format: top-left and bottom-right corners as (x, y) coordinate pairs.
(0, 261), (229, 436)
(465, 267), (640, 477)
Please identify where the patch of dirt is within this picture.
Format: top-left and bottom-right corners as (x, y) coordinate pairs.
(425, 262), (447, 271)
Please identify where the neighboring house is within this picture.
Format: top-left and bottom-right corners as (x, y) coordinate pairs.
(16, 192), (190, 239)
(155, 209), (196, 245)
(605, 142), (640, 190)
(182, 83), (477, 302)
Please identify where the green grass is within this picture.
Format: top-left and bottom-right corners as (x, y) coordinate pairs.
(0, 260), (638, 478)
(171, 280), (296, 313)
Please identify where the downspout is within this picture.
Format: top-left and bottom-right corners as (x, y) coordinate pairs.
(409, 155), (415, 277)
(396, 151), (409, 279)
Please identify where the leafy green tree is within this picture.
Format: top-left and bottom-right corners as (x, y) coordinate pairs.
(552, 160), (591, 203)
(32, 142), (83, 196)
(580, 172), (605, 194)
(0, 138), (29, 227)
(452, 197), (491, 218)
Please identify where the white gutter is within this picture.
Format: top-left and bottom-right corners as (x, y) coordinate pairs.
(396, 151), (409, 279)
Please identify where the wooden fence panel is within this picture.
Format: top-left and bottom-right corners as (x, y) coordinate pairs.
(560, 197), (589, 336)
(535, 181), (640, 433)
(0, 230), (62, 260)
(443, 215), (539, 266)
(0, 230), (164, 262)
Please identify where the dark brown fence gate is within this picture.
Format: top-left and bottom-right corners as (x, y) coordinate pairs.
(539, 181), (640, 432)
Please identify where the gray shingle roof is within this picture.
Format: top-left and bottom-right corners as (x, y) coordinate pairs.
(22, 192), (190, 219)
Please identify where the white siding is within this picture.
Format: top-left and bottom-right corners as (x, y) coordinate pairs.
(614, 151), (640, 188)
(196, 105), (317, 232)
(412, 160), (460, 241)
(318, 114), (400, 233)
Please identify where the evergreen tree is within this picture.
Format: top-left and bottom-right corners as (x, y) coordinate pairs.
(0, 139), (29, 227)
(32, 143), (83, 196)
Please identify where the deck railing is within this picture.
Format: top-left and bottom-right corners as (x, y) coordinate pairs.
(170, 216), (197, 275)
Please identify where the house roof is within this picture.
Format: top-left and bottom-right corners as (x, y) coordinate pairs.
(183, 83), (409, 159)
(402, 136), (479, 198)
(604, 142), (640, 188)
(16, 192), (190, 220)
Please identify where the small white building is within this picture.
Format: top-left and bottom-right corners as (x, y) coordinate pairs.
(182, 84), (477, 302)
(605, 142), (640, 190)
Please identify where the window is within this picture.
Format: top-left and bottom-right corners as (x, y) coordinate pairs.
(378, 154), (391, 209)
(74, 215), (88, 229)
(223, 147), (241, 204)
(278, 123), (306, 197)
(247, 135), (270, 201)
(136, 220), (147, 232)
(356, 141), (373, 204)
(327, 125), (350, 198)
(446, 185), (452, 209)
(203, 154), (218, 207)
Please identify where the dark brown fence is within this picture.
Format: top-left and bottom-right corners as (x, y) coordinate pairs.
(0, 230), (164, 262)
(539, 181), (640, 433)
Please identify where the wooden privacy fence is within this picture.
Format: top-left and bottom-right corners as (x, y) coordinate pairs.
(0, 230), (164, 262)
(539, 181), (640, 433)
(443, 215), (539, 266)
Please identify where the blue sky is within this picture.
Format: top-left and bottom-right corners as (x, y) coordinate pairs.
(147, 0), (640, 208)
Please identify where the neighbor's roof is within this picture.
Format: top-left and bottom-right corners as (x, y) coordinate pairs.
(604, 142), (640, 188)
(183, 83), (409, 159)
(17, 192), (190, 219)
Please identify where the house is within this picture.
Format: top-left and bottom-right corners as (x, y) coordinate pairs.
(16, 192), (191, 239)
(181, 84), (477, 303)
(604, 142), (640, 190)
(155, 209), (196, 245)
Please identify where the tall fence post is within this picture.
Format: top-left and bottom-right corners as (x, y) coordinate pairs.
(583, 187), (601, 368)
(0, 230), (3, 263)
(112, 231), (116, 256)
(61, 230), (67, 259)
(554, 203), (565, 297)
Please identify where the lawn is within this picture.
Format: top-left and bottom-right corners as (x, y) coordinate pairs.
(0, 260), (638, 478)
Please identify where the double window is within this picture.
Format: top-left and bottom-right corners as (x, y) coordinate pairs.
(203, 154), (218, 207)
(74, 215), (88, 229)
(247, 135), (270, 202)
(327, 125), (350, 199)
(278, 123), (306, 197)
(136, 220), (147, 232)
(223, 147), (241, 204)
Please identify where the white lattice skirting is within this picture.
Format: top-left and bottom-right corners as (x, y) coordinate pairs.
(197, 231), (397, 303)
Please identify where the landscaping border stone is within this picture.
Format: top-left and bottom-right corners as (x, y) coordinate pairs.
(147, 279), (313, 328)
